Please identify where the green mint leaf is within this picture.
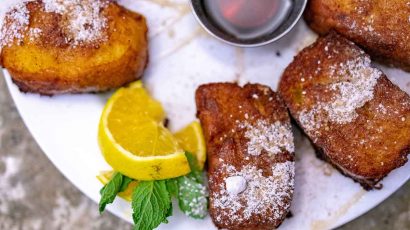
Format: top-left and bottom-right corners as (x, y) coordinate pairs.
(190, 168), (204, 184)
(132, 180), (171, 230)
(120, 175), (133, 192)
(162, 202), (173, 224)
(166, 179), (178, 198)
(177, 175), (208, 219)
(99, 172), (123, 214)
(185, 152), (200, 171)
(185, 152), (203, 183)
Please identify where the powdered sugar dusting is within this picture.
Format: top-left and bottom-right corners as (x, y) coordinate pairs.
(240, 120), (295, 156)
(299, 56), (382, 135)
(0, 1), (30, 51)
(213, 161), (294, 224)
(42, 0), (109, 45)
(0, 0), (109, 51)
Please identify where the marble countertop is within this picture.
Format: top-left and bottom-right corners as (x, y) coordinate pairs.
(0, 75), (408, 230)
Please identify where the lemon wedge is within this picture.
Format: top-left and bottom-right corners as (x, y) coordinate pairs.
(98, 81), (191, 181)
(175, 121), (207, 170)
(97, 121), (207, 199)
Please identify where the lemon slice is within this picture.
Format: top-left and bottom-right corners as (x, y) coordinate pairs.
(97, 171), (138, 201)
(98, 81), (191, 180)
(174, 121), (207, 169)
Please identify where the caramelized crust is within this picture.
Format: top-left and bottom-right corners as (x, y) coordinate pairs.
(1, 0), (148, 95)
(305, 0), (410, 71)
(196, 83), (295, 229)
(279, 33), (410, 189)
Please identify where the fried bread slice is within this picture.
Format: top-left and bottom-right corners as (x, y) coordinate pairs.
(196, 83), (295, 229)
(279, 33), (410, 189)
(0, 0), (148, 95)
(305, 0), (410, 71)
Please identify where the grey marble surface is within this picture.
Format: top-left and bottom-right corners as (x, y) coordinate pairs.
(0, 75), (408, 230)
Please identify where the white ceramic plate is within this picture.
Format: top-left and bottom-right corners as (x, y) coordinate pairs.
(4, 0), (410, 229)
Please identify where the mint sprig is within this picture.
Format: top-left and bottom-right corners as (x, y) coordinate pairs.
(131, 180), (171, 230)
(99, 172), (132, 213)
(98, 152), (208, 230)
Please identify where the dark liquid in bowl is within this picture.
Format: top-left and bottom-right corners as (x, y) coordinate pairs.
(204, 0), (292, 39)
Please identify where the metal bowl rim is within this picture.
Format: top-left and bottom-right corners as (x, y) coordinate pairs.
(189, 0), (308, 47)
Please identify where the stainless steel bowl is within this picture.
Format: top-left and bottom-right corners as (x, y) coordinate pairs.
(190, 0), (308, 47)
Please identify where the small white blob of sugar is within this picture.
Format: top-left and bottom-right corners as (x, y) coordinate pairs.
(225, 176), (247, 196)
